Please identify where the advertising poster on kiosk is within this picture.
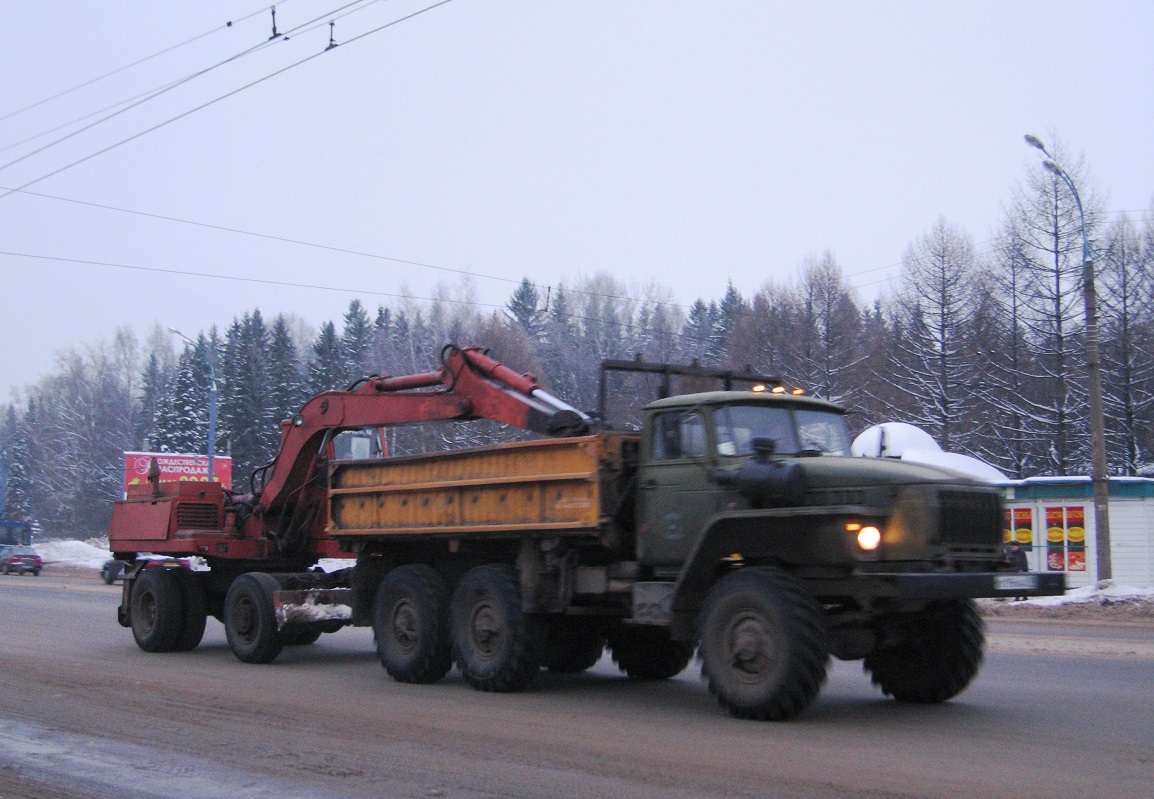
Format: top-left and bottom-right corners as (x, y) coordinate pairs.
(1044, 505), (1087, 572)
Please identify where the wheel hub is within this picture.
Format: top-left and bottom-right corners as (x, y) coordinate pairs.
(727, 612), (777, 683)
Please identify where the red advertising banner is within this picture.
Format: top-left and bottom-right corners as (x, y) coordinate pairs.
(1013, 507), (1033, 545)
(1045, 506), (1066, 571)
(1066, 506), (1086, 571)
(123, 451), (233, 493)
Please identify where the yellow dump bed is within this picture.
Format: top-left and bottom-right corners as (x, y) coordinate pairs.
(327, 435), (621, 538)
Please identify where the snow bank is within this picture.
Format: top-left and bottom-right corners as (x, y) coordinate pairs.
(34, 538), (111, 569)
(1019, 580), (1154, 607)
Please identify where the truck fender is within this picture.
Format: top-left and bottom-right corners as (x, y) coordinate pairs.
(668, 510), (858, 639)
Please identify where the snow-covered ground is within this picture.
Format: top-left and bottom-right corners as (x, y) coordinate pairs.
(27, 539), (1152, 607)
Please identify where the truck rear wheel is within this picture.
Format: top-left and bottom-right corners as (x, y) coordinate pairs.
(863, 599), (984, 703)
(451, 564), (541, 692)
(374, 564), (453, 683)
(607, 625), (693, 680)
(130, 566), (185, 653)
(697, 567), (829, 721)
(224, 572), (284, 664)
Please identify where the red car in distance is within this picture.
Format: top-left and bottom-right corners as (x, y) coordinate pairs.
(0, 545), (43, 576)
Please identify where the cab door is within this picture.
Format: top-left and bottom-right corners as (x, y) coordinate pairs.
(637, 409), (727, 571)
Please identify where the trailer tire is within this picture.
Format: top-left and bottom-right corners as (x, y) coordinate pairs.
(543, 618), (606, 674)
(224, 572), (284, 664)
(171, 568), (208, 651)
(863, 599), (984, 704)
(451, 564), (541, 692)
(130, 566), (185, 653)
(607, 624), (693, 680)
(697, 567), (829, 721)
(373, 564), (452, 683)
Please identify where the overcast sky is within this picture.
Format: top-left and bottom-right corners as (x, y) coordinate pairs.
(1, 0), (1151, 398)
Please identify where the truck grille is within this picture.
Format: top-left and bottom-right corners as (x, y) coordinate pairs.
(938, 489), (1000, 547)
(176, 502), (220, 530)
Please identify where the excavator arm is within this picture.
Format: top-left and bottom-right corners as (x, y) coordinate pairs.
(257, 345), (590, 519)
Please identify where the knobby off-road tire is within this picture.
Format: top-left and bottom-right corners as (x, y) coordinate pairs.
(543, 618), (606, 674)
(863, 599), (984, 704)
(224, 572), (284, 664)
(451, 564), (541, 692)
(697, 567), (829, 721)
(374, 564), (453, 683)
(130, 566), (185, 653)
(606, 625), (693, 680)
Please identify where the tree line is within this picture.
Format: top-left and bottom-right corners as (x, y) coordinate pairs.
(2, 151), (1152, 536)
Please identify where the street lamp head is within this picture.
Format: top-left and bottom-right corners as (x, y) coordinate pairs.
(1042, 160), (1064, 178)
(1024, 133), (1047, 152)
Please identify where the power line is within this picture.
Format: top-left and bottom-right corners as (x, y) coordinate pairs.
(0, 3), (275, 124)
(0, 0), (454, 198)
(0, 249), (498, 309)
(0, 1), (380, 173)
(0, 249), (707, 344)
(1, 183), (700, 312)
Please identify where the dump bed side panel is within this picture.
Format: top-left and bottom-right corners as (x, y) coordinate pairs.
(327, 435), (607, 537)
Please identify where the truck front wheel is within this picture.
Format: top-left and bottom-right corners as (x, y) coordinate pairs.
(697, 567), (829, 721)
(451, 564), (541, 692)
(863, 599), (984, 703)
(224, 573), (284, 664)
(130, 566), (185, 653)
(374, 564), (453, 683)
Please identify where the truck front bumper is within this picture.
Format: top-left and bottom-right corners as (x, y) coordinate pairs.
(871, 571), (1066, 600)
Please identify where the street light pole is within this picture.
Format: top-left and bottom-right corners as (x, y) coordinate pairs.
(169, 328), (218, 484)
(1023, 134), (1111, 580)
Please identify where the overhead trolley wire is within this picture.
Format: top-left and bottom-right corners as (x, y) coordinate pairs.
(0, 0), (380, 174)
(0, 3), (277, 124)
(0, 0), (453, 204)
(0, 249), (708, 344)
(0, 183), (698, 313)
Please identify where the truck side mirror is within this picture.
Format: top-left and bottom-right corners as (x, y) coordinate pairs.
(751, 437), (777, 462)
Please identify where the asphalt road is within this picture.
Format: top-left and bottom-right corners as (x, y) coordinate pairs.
(1, 570), (1152, 799)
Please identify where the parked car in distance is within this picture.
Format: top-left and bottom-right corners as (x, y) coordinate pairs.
(1, 545), (43, 576)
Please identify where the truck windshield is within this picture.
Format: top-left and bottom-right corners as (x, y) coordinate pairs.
(714, 405), (851, 457)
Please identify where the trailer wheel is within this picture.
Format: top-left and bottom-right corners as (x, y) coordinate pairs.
(171, 568), (208, 651)
(451, 564), (541, 692)
(543, 618), (606, 674)
(863, 599), (984, 703)
(224, 572), (284, 664)
(606, 624), (693, 680)
(130, 566), (185, 653)
(697, 567), (829, 721)
(373, 564), (452, 683)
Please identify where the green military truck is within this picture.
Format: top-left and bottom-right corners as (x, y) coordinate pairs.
(113, 349), (1064, 721)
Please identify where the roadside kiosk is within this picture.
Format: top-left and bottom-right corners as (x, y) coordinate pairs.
(1000, 477), (1154, 589)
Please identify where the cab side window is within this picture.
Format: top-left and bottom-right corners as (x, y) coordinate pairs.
(652, 411), (707, 460)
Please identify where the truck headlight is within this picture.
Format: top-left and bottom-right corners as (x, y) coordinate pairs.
(856, 526), (881, 551)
